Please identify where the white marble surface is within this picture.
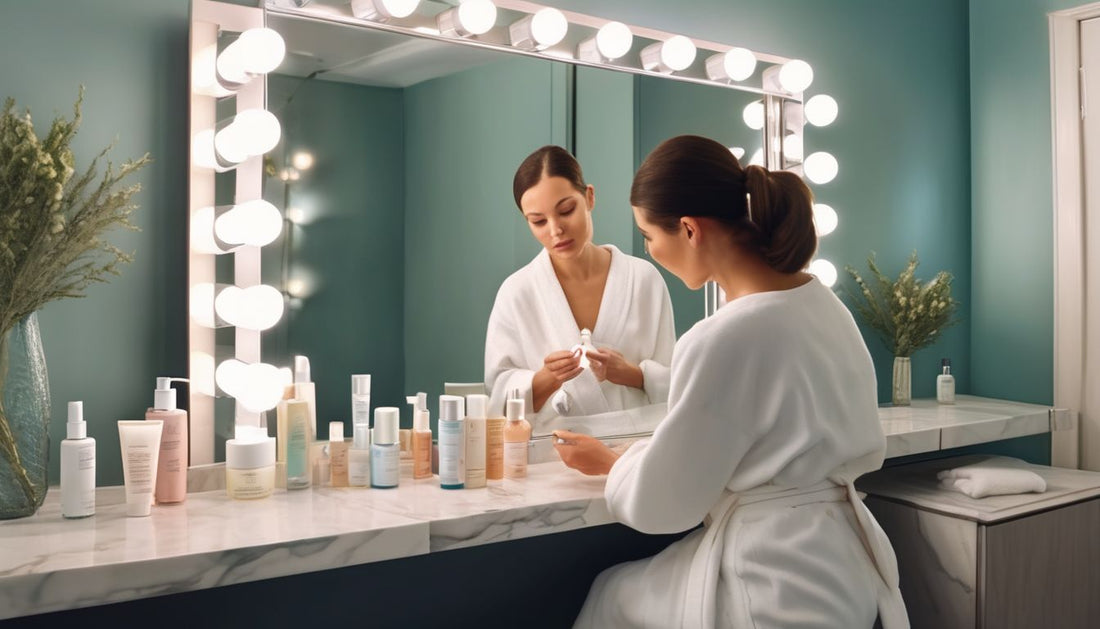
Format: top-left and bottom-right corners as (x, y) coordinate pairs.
(0, 396), (1056, 619)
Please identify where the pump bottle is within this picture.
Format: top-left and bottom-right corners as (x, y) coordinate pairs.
(147, 377), (189, 504)
(60, 401), (95, 518)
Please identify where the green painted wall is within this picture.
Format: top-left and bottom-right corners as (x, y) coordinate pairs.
(264, 75), (406, 435)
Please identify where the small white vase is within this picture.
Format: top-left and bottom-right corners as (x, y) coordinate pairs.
(892, 356), (911, 406)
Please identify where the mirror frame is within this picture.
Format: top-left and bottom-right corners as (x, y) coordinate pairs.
(188, 0), (814, 467)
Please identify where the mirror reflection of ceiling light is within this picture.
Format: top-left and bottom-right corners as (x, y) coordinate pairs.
(803, 151), (839, 184)
(291, 151), (314, 171)
(778, 59), (814, 93)
(742, 101), (765, 130)
(805, 94), (839, 127)
(216, 28), (286, 90)
(437, 0), (497, 38)
(705, 47), (756, 82)
(641, 35), (696, 74)
(350, 0), (420, 22)
(808, 259), (838, 287)
(812, 203), (838, 236)
(510, 7), (568, 50)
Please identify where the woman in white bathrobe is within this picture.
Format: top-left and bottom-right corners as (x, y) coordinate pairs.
(485, 146), (675, 431)
(555, 135), (908, 628)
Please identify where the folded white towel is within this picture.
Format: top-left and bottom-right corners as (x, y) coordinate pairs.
(936, 457), (1047, 498)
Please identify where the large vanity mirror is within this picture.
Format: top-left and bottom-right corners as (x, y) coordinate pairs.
(189, 0), (804, 465)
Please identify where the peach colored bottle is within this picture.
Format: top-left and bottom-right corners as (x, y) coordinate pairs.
(408, 393), (433, 480)
(485, 415), (505, 483)
(147, 377), (189, 505)
(503, 398), (531, 479)
(328, 421), (349, 487)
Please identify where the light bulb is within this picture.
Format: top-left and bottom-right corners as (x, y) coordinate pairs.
(808, 259), (838, 287)
(813, 203), (838, 236)
(742, 101), (764, 130)
(783, 134), (804, 161)
(778, 59), (814, 93)
(805, 94), (838, 127)
(596, 21), (632, 60)
(215, 284), (285, 331)
(706, 47), (756, 82)
(285, 207), (306, 225)
(193, 44), (233, 98)
(213, 109), (281, 166)
(804, 151), (838, 184)
(190, 206), (222, 254)
(291, 151), (314, 171)
(438, 0), (496, 37)
(748, 148), (765, 167)
(729, 146), (746, 160)
(350, 0), (419, 21)
(216, 28), (286, 89)
(641, 35), (696, 73)
(215, 199), (282, 247)
(237, 362), (286, 413)
(530, 8), (567, 48)
(286, 278), (307, 298)
(216, 359), (247, 397)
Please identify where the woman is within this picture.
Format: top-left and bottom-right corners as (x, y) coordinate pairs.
(555, 136), (908, 628)
(485, 145), (675, 431)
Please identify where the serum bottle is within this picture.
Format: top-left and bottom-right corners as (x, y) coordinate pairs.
(60, 401), (95, 519)
(503, 395), (531, 479)
(351, 374), (371, 425)
(146, 377), (189, 504)
(328, 421), (349, 487)
(485, 408), (505, 485)
(937, 358), (956, 405)
(285, 399), (312, 489)
(438, 395), (465, 489)
(294, 355), (317, 439)
(464, 394), (488, 488)
(348, 423), (371, 487)
(371, 407), (400, 488)
(407, 392), (433, 480)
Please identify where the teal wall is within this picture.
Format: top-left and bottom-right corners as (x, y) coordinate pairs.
(0, 0), (1061, 485)
(264, 75), (406, 435)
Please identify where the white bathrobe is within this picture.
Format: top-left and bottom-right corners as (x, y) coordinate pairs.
(484, 245), (675, 432)
(575, 277), (908, 629)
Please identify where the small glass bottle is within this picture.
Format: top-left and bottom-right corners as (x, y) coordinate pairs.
(937, 358), (956, 405)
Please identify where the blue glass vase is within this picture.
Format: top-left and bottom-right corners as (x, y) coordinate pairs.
(0, 313), (51, 519)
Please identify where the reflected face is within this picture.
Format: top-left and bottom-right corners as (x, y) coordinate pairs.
(633, 206), (707, 290)
(520, 176), (595, 259)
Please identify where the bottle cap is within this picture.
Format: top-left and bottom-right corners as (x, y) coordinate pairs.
(353, 423), (371, 449)
(154, 377), (177, 411)
(66, 401), (86, 439)
(413, 409), (430, 432)
(294, 355), (311, 384)
(226, 436), (276, 470)
(352, 374), (371, 396)
(439, 394), (464, 421)
(329, 421), (344, 442)
(506, 398), (525, 421)
(466, 393), (488, 419)
(941, 358), (952, 374)
(373, 407), (399, 445)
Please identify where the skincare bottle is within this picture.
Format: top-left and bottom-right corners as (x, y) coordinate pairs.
(937, 358), (956, 405)
(329, 421), (349, 487)
(438, 394), (465, 489)
(351, 374), (371, 426)
(485, 410), (505, 484)
(60, 401), (95, 519)
(314, 443), (330, 487)
(408, 393), (432, 480)
(146, 377), (189, 505)
(225, 426), (275, 500)
(285, 399), (312, 489)
(349, 423), (371, 487)
(464, 393), (488, 488)
(294, 355), (317, 438)
(118, 420), (163, 517)
(573, 328), (595, 370)
(371, 407), (401, 488)
(503, 396), (531, 479)
(275, 384), (295, 488)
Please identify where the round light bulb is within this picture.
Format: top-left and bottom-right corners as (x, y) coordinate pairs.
(291, 151), (314, 171)
(724, 47), (756, 81)
(748, 148), (765, 167)
(238, 362), (286, 413)
(729, 146), (746, 160)
(379, 0), (419, 19)
(778, 59), (814, 93)
(235, 28), (286, 75)
(285, 207), (306, 225)
(742, 101), (765, 130)
(783, 134), (804, 161)
(530, 8), (567, 48)
(214, 109), (281, 164)
(805, 94), (839, 127)
(661, 35), (696, 72)
(458, 0), (497, 36)
(804, 151), (839, 184)
(596, 21), (632, 60)
(223, 284), (284, 331)
(215, 199), (283, 247)
(813, 203), (838, 236)
(216, 358), (247, 397)
(190, 206), (222, 254)
(214, 286), (245, 327)
(286, 278), (307, 298)
(808, 259), (838, 287)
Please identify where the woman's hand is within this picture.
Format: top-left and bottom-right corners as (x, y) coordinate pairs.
(553, 430), (619, 475)
(586, 348), (644, 389)
(531, 349), (583, 411)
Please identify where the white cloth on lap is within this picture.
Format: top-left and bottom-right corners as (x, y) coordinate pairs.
(936, 456), (1047, 498)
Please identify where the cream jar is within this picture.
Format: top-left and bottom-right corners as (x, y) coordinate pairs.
(226, 436), (276, 500)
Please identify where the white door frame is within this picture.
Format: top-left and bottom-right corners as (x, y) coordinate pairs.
(1050, 3), (1100, 468)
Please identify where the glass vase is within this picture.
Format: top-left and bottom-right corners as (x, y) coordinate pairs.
(0, 313), (51, 519)
(892, 356), (911, 407)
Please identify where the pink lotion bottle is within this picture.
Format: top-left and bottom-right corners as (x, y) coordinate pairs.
(147, 377), (189, 504)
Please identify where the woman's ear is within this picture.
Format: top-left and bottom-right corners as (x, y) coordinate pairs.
(682, 216), (701, 246)
(586, 184), (595, 212)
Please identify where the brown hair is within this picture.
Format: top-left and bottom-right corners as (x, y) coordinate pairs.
(630, 135), (816, 274)
(513, 145), (587, 211)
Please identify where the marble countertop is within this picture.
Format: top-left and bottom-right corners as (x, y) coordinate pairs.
(0, 395), (1057, 619)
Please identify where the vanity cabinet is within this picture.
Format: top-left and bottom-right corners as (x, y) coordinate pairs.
(858, 456), (1100, 629)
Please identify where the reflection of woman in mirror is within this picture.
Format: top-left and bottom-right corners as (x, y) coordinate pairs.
(484, 146), (675, 430)
(555, 136), (907, 628)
